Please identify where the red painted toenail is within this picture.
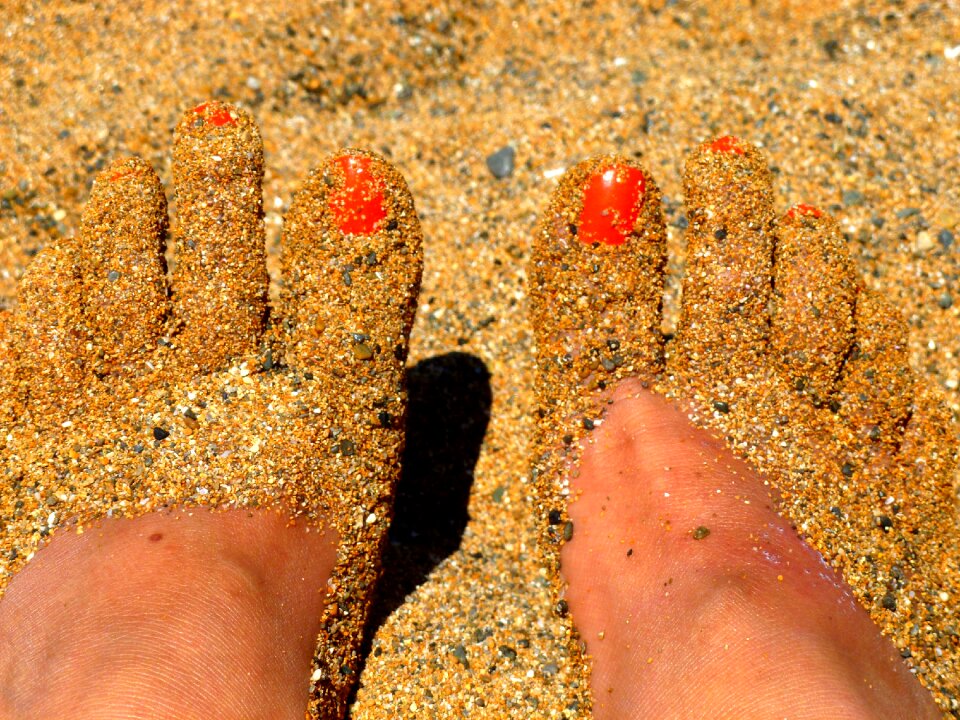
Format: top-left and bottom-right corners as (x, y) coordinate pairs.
(786, 203), (825, 220)
(578, 165), (646, 246)
(193, 102), (237, 127)
(108, 169), (136, 182)
(708, 135), (746, 155)
(328, 155), (387, 235)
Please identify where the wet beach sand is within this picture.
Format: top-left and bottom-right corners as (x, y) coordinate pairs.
(1, 1), (959, 717)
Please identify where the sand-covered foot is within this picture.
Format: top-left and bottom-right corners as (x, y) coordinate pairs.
(530, 139), (958, 717)
(0, 101), (422, 718)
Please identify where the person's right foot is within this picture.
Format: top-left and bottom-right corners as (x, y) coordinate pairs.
(530, 139), (958, 717)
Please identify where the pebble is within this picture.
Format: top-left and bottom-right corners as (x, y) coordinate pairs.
(938, 293), (953, 310)
(486, 146), (516, 179)
(915, 231), (935, 252)
(842, 189), (865, 206)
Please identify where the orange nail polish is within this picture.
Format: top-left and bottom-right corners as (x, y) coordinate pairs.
(786, 203), (825, 220)
(329, 155), (387, 235)
(578, 165), (646, 246)
(193, 102), (237, 127)
(708, 135), (746, 155)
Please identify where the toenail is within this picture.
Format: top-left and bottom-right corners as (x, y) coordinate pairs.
(707, 135), (746, 155)
(578, 164), (646, 246)
(785, 203), (825, 220)
(328, 155), (388, 235)
(192, 101), (238, 127)
(108, 169), (134, 182)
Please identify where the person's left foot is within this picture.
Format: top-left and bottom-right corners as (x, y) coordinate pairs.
(0, 101), (423, 718)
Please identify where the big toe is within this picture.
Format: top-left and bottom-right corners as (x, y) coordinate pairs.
(280, 150), (422, 380)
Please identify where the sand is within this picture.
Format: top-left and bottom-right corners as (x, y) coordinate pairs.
(1, 1), (959, 717)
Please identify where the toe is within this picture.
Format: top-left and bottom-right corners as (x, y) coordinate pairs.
(77, 157), (169, 375)
(530, 155), (666, 404)
(675, 136), (776, 386)
(13, 242), (88, 410)
(771, 204), (858, 405)
(836, 290), (912, 444)
(171, 101), (268, 372)
(280, 150), (422, 380)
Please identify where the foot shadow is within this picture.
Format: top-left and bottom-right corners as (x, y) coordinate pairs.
(364, 351), (491, 634)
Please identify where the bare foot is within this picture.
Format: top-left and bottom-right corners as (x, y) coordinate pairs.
(0, 101), (422, 718)
(530, 139), (957, 717)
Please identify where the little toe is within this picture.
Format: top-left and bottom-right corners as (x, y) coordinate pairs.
(771, 204), (858, 405)
(171, 101), (268, 372)
(836, 290), (913, 444)
(530, 156), (666, 403)
(281, 149), (422, 385)
(77, 157), (169, 375)
(13, 242), (88, 410)
(675, 136), (776, 387)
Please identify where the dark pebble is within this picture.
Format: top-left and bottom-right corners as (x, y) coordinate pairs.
(562, 521), (574, 542)
(692, 525), (711, 540)
(499, 645), (517, 661)
(829, 505), (844, 519)
(153, 426), (170, 441)
(486, 146), (516, 179)
(712, 400), (730, 414)
(938, 293), (953, 309)
(107, 270), (120, 282)
(451, 644), (470, 668)
(582, 418), (594, 430)
(542, 662), (559, 676)
(877, 515), (893, 531)
(842, 189), (865, 206)
(548, 509), (562, 525)
(714, 227), (728, 240)
(880, 593), (898, 611)
(938, 229), (954, 249)
(895, 207), (921, 219)
(491, 485), (506, 503)
(555, 599), (569, 616)
(841, 461), (854, 477)
(824, 112), (843, 124)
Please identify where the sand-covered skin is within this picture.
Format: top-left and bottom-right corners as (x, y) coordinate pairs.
(1, 1), (959, 718)
(0, 103), (424, 717)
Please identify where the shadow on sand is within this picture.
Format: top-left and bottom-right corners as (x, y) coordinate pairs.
(356, 350), (492, 664)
